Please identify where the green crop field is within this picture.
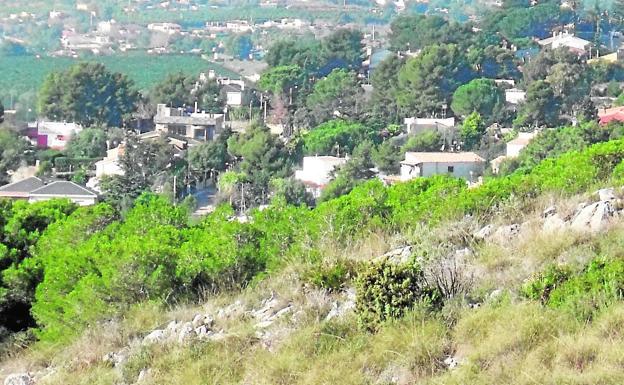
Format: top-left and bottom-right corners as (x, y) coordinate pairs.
(0, 54), (240, 107)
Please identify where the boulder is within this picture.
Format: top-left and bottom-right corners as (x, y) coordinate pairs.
(543, 214), (567, 233)
(4, 374), (35, 385)
(492, 224), (520, 242)
(177, 322), (194, 343)
(143, 329), (167, 345)
(443, 356), (460, 369)
(380, 246), (413, 264)
(191, 313), (213, 329)
(474, 224), (494, 240)
(597, 188), (616, 202)
(570, 201), (615, 233)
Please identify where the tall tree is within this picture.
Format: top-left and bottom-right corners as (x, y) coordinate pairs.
(320, 29), (364, 74)
(301, 69), (363, 127)
(514, 80), (561, 128)
(451, 78), (505, 122)
(368, 55), (404, 126)
(38, 63), (138, 127)
(398, 44), (475, 117)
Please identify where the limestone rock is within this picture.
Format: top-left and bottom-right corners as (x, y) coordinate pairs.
(474, 224), (494, 240)
(443, 356), (460, 369)
(570, 201), (615, 233)
(4, 374), (35, 385)
(492, 224), (520, 242)
(597, 188), (616, 202)
(380, 246), (413, 264)
(543, 214), (567, 233)
(177, 322), (194, 343)
(143, 329), (167, 345)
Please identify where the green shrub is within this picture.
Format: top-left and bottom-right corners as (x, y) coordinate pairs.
(522, 264), (573, 303)
(355, 259), (440, 331)
(524, 258), (624, 321)
(305, 260), (357, 292)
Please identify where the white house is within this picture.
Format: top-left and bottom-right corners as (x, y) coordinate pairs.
(505, 88), (526, 105)
(148, 23), (182, 35)
(295, 156), (348, 197)
(95, 145), (125, 178)
(400, 152), (485, 182)
(506, 132), (536, 157)
(29, 181), (98, 206)
(27, 121), (83, 150)
(538, 32), (591, 56)
(0, 178), (97, 206)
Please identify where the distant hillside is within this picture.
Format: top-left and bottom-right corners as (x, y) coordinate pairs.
(0, 54), (239, 109)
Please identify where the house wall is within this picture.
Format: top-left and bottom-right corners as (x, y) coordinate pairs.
(95, 160), (124, 178)
(226, 92), (243, 106)
(29, 195), (96, 206)
(295, 157), (346, 186)
(401, 162), (483, 181)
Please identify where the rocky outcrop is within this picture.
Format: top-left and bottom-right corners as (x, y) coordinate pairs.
(570, 201), (616, 233)
(378, 246), (413, 264)
(4, 374), (34, 385)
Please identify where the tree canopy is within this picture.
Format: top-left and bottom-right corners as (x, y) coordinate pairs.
(451, 78), (505, 121)
(38, 62), (138, 127)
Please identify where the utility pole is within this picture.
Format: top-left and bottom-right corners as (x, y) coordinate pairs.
(173, 175), (177, 205)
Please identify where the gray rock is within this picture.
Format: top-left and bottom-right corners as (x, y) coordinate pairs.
(137, 368), (150, 383)
(597, 188), (616, 202)
(165, 320), (179, 333)
(543, 214), (567, 233)
(380, 246), (413, 264)
(492, 224), (520, 241)
(143, 329), (167, 345)
(217, 300), (244, 319)
(542, 206), (557, 218)
(102, 349), (128, 368)
(443, 356), (460, 369)
(177, 322), (194, 343)
(570, 201), (615, 233)
(4, 374), (35, 385)
(488, 289), (504, 301)
(194, 325), (209, 338)
(474, 224), (494, 240)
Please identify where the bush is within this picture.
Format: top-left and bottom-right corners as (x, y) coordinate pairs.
(522, 264), (573, 303)
(524, 258), (624, 321)
(305, 260), (357, 292)
(355, 259), (440, 331)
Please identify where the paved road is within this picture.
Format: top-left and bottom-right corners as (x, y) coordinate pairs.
(192, 186), (216, 217)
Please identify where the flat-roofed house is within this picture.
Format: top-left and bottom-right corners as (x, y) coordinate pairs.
(27, 121), (83, 150)
(153, 104), (225, 142)
(95, 145), (125, 178)
(400, 152), (485, 181)
(538, 32), (591, 56)
(404, 117), (455, 135)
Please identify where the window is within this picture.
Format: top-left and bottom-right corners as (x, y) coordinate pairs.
(194, 128), (206, 140)
(447, 166), (454, 173)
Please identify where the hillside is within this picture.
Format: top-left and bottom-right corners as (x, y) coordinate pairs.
(3, 139), (624, 384)
(0, 55), (238, 109)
